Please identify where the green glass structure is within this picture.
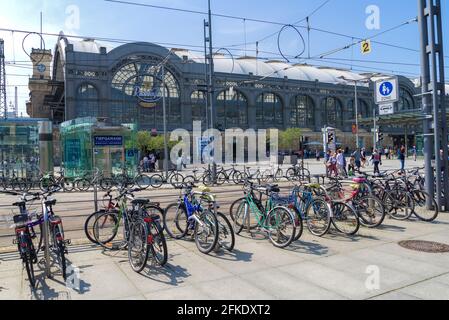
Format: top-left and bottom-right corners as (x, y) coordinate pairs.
(0, 118), (52, 179)
(60, 117), (138, 178)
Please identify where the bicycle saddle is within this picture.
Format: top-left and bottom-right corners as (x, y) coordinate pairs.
(13, 214), (29, 226)
(12, 201), (26, 207)
(132, 198), (150, 206)
(45, 199), (57, 206)
(352, 177), (366, 183)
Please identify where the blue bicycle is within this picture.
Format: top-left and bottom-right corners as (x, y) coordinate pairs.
(271, 184), (332, 238)
(163, 183), (220, 254)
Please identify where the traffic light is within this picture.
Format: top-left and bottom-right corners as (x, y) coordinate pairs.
(327, 132), (335, 144)
(377, 131), (384, 143)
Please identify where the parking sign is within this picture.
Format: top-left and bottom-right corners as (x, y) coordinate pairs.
(375, 77), (399, 104)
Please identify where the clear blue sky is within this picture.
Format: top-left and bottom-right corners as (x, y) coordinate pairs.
(1, 0), (448, 116)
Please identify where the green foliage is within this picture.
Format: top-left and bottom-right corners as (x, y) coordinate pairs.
(279, 128), (302, 151)
(136, 131), (179, 157)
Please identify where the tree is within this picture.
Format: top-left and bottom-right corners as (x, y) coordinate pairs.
(136, 131), (151, 153)
(279, 128), (302, 153)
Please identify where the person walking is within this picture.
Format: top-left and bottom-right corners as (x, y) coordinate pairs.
(352, 148), (362, 172)
(336, 149), (347, 177)
(316, 149), (321, 161)
(324, 150), (331, 177)
(348, 156), (356, 176)
(371, 149), (382, 175)
(399, 146), (406, 173)
(361, 148), (367, 168)
(328, 152), (338, 177)
(412, 146), (417, 161)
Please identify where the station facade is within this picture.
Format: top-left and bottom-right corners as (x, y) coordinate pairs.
(27, 33), (448, 154)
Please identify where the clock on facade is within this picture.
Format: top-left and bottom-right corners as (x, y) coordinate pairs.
(37, 64), (46, 73)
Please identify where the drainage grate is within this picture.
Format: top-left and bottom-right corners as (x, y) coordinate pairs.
(398, 240), (449, 253)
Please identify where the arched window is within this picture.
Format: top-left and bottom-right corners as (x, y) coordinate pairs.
(191, 91), (207, 124)
(398, 88), (415, 112)
(111, 60), (181, 129)
(216, 88), (248, 129)
(347, 99), (370, 119)
(322, 97), (343, 128)
(256, 93), (283, 127)
(289, 95), (314, 128)
(76, 84), (99, 118)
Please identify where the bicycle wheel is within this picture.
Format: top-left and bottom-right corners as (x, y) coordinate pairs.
(230, 198), (258, 230)
(202, 173), (214, 186)
(62, 178), (74, 192)
(75, 178), (90, 192)
(353, 196), (385, 228)
(183, 175), (195, 185)
(266, 206), (296, 248)
(150, 174), (164, 189)
(286, 168), (298, 181)
(216, 212), (235, 252)
(412, 190), (439, 222)
(194, 210), (219, 254)
(233, 201), (247, 235)
(39, 177), (54, 192)
(163, 203), (189, 239)
(99, 178), (114, 190)
(84, 210), (106, 244)
(232, 171), (243, 184)
(331, 202), (360, 236)
(216, 172), (227, 185)
(384, 190), (414, 220)
(170, 173), (184, 188)
(274, 169), (284, 182)
(24, 252), (36, 289)
(135, 174), (151, 189)
(291, 207), (304, 241)
(92, 211), (124, 250)
(305, 198), (331, 237)
(147, 217), (168, 266)
(51, 222), (67, 280)
(128, 220), (150, 273)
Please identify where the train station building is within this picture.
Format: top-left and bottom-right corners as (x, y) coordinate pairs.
(26, 32), (449, 153)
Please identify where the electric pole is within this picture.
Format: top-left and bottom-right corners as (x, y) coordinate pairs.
(204, 0), (217, 182)
(418, 0), (449, 211)
(0, 39), (7, 119)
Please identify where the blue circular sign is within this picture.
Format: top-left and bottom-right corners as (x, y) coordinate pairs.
(379, 81), (393, 97)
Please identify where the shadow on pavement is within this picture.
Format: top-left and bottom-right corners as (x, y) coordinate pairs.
(209, 247), (253, 262)
(287, 239), (329, 256)
(139, 262), (190, 287)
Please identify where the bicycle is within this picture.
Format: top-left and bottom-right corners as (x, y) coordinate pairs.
(2, 187), (69, 288)
(232, 180), (297, 248)
(164, 183), (219, 254)
(91, 187), (168, 272)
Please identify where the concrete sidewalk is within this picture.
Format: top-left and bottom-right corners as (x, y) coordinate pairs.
(1, 211), (449, 300)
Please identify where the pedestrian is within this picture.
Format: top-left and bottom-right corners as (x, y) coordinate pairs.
(371, 149), (382, 175)
(149, 152), (156, 172)
(352, 149), (362, 171)
(316, 149), (321, 161)
(399, 146), (406, 173)
(361, 148), (367, 168)
(324, 150), (331, 177)
(336, 149), (346, 177)
(412, 146), (417, 161)
(328, 152), (338, 177)
(348, 156), (356, 176)
(143, 155), (149, 173)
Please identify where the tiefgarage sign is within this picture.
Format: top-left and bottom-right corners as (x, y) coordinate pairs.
(375, 77), (399, 104)
(378, 103), (394, 116)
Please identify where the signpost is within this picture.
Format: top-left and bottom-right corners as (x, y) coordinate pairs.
(378, 103), (395, 116)
(361, 39), (372, 55)
(375, 77), (399, 105)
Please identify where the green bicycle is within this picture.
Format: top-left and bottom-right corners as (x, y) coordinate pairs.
(233, 181), (297, 248)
